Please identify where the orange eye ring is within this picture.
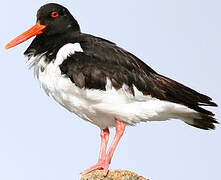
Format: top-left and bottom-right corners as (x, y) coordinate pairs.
(51, 11), (59, 18)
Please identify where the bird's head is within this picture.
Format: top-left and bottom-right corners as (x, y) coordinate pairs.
(5, 3), (80, 49)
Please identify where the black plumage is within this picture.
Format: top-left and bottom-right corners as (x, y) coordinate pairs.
(22, 3), (218, 130)
(60, 34), (217, 115)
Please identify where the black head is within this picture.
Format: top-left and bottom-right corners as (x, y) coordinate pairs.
(5, 3), (80, 49)
(37, 3), (80, 35)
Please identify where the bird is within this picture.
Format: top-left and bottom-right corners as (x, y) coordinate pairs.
(5, 3), (218, 175)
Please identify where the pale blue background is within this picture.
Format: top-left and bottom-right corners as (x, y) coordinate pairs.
(1, 0), (220, 180)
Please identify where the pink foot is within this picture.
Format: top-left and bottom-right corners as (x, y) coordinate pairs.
(82, 160), (110, 175)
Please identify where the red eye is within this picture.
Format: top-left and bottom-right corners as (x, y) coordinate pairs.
(51, 11), (59, 18)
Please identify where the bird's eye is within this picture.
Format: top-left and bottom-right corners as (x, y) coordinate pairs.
(50, 11), (59, 18)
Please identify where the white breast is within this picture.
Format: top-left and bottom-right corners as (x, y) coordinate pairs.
(27, 43), (200, 129)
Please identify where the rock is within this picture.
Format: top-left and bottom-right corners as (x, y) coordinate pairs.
(81, 169), (148, 180)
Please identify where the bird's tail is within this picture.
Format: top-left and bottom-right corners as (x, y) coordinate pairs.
(182, 112), (218, 130)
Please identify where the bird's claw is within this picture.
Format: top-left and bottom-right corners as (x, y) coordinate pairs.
(82, 160), (109, 176)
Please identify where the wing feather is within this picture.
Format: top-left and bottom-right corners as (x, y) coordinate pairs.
(60, 34), (217, 117)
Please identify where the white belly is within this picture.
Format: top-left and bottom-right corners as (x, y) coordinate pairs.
(38, 61), (116, 127)
(27, 43), (200, 129)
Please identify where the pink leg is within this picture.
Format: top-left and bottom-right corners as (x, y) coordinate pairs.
(103, 119), (126, 175)
(82, 128), (109, 175)
(98, 128), (110, 163)
(82, 119), (126, 176)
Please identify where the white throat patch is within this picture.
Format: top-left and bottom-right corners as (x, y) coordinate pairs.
(26, 43), (83, 78)
(55, 43), (83, 66)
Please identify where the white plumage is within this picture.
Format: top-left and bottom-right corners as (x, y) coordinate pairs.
(26, 43), (201, 129)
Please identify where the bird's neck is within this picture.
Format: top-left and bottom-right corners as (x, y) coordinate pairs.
(24, 31), (82, 61)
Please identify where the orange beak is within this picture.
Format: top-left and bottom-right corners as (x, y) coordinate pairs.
(5, 21), (46, 49)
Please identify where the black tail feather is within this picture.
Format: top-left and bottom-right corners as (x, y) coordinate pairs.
(185, 113), (219, 130)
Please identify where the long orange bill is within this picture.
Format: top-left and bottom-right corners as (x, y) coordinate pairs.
(5, 21), (46, 49)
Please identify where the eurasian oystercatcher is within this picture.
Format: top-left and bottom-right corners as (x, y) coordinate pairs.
(5, 3), (218, 175)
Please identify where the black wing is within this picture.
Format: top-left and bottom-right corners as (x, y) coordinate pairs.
(60, 34), (217, 118)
